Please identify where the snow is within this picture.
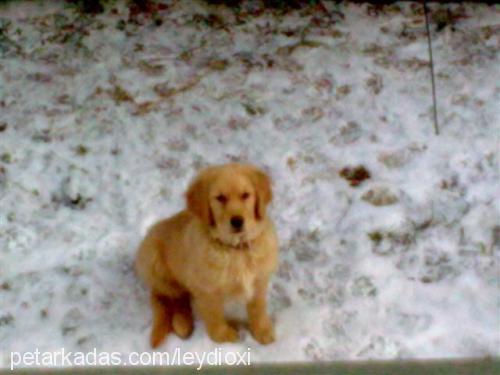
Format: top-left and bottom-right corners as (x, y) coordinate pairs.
(0, 0), (499, 368)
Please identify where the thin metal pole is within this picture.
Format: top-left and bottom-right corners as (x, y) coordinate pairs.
(423, 0), (440, 135)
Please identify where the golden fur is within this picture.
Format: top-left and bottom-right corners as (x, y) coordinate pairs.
(135, 163), (279, 347)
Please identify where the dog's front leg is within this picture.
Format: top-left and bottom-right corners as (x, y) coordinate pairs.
(194, 293), (239, 343)
(247, 277), (275, 344)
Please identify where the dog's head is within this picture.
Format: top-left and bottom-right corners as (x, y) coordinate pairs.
(186, 163), (272, 246)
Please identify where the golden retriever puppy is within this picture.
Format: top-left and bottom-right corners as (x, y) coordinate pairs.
(135, 163), (278, 348)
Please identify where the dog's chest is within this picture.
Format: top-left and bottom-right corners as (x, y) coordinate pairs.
(208, 252), (258, 300)
(227, 263), (255, 300)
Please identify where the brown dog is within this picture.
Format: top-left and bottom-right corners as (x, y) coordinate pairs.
(135, 163), (279, 347)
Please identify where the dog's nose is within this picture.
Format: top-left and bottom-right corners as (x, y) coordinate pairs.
(230, 216), (244, 231)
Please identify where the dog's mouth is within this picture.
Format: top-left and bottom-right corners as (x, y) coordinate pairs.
(210, 218), (265, 250)
(227, 233), (248, 248)
(210, 230), (253, 250)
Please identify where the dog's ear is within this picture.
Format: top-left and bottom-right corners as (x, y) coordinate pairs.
(186, 170), (215, 226)
(247, 166), (272, 220)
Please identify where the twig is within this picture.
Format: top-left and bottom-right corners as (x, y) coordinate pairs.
(423, 0), (440, 135)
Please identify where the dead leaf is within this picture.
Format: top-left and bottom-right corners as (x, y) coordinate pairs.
(339, 165), (371, 187)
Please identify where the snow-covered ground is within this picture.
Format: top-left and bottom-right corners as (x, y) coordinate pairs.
(0, 0), (498, 367)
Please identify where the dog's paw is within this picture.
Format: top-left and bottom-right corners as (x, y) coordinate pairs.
(208, 324), (240, 343)
(172, 312), (194, 339)
(250, 320), (275, 345)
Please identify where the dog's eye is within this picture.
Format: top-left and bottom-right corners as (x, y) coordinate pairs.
(216, 194), (227, 204)
(241, 192), (250, 200)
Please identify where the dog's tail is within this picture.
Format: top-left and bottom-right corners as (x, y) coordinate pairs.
(150, 292), (193, 348)
(150, 292), (173, 348)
